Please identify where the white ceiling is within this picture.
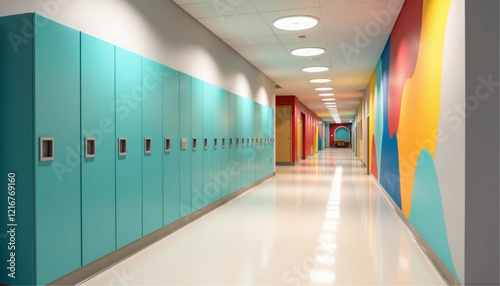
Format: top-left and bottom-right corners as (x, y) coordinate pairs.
(173, 0), (404, 123)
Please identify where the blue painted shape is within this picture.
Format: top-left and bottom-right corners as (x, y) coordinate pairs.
(115, 47), (143, 248)
(409, 149), (459, 279)
(379, 131), (402, 208)
(142, 58), (164, 235)
(202, 82), (214, 206)
(191, 77), (204, 211)
(163, 66), (180, 225)
(179, 73), (191, 217)
(81, 33), (116, 265)
(34, 14), (82, 284)
(0, 13), (36, 286)
(335, 128), (350, 142)
(374, 60), (384, 178)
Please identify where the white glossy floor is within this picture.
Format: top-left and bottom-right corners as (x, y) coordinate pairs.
(82, 148), (446, 285)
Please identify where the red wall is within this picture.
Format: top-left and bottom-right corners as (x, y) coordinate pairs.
(276, 96), (322, 163)
(329, 124), (351, 146)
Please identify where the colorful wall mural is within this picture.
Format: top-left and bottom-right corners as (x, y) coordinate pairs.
(355, 0), (465, 282)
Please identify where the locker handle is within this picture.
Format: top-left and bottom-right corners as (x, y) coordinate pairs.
(230, 138), (233, 148)
(193, 138), (197, 151)
(214, 138), (218, 149)
(222, 138), (226, 148)
(85, 137), (96, 158)
(118, 138), (127, 156)
(165, 138), (171, 152)
(204, 138), (208, 150)
(144, 138), (152, 154)
(39, 137), (54, 161)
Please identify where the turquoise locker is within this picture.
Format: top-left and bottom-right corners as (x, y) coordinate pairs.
(163, 66), (181, 225)
(34, 14), (82, 284)
(221, 90), (230, 197)
(191, 77), (203, 211)
(115, 47), (143, 248)
(241, 98), (249, 187)
(0, 14), (36, 285)
(228, 93), (237, 194)
(212, 87), (222, 202)
(248, 101), (256, 184)
(202, 83), (214, 206)
(235, 96), (243, 190)
(142, 58), (164, 235)
(179, 73), (191, 217)
(81, 33), (116, 265)
(255, 104), (261, 180)
(269, 108), (275, 175)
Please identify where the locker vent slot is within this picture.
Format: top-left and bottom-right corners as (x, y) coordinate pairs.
(40, 137), (54, 161)
(118, 138), (127, 156)
(85, 137), (96, 158)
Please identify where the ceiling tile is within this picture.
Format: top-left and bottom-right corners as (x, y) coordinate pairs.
(197, 14), (274, 39)
(250, 0), (320, 12)
(180, 1), (258, 19)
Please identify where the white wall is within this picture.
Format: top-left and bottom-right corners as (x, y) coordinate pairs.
(0, 0), (275, 108)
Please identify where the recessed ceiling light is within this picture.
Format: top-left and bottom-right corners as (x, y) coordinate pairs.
(319, 93), (335, 96)
(310, 79), (331, 83)
(322, 98), (336, 101)
(303, 66), (329, 73)
(291, 47), (325, 57)
(315, 87), (333, 91)
(273, 16), (319, 31)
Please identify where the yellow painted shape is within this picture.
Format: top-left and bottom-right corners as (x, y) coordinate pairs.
(397, 0), (451, 217)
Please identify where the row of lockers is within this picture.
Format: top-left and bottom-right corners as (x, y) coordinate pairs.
(0, 13), (274, 285)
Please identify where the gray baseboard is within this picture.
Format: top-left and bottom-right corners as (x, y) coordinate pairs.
(369, 175), (461, 286)
(49, 173), (275, 286)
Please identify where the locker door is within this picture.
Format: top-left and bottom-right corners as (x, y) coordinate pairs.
(115, 47), (142, 248)
(240, 97), (248, 188)
(212, 87), (222, 202)
(0, 13), (35, 286)
(235, 96), (243, 190)
(202, 82), (213, 207)
(142, 58), (163, 235)
(81, 33), (116, 265)
(191, 77), (203, 212)
(228, 93), (236, 194)
(34, 14), (81, 284)
(163, 67), (180, 225)
(179, 73), (191, 217)
(221, 90), (230, 197)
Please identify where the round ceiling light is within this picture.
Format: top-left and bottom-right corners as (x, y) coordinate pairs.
(315, 87), (333, 91)
(273, 16), (319, 31)
(291, 47), (325, 57)
(303, 66), (329, 73)
(310, 79), (331, 83)
(319, 93), (335, 96)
